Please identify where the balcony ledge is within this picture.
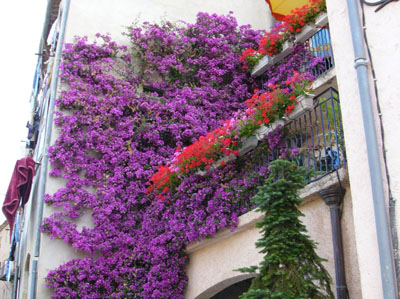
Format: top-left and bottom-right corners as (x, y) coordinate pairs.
(186, 167), (348, 254)
(251, 12), (329, 78)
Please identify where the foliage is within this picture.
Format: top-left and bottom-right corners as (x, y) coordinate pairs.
(243, 71), (313, 132)
(284, 0), (327, 34)
(43, 13), (265, 298)
(238, 160), (334, 299)
(260, 43), (322, 89)
(42, 10), (325, 299)
(241, 0), (326, 70)
(148, 70), (315, 194)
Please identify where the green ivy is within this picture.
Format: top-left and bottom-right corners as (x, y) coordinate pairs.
(238, 160), (334, 299)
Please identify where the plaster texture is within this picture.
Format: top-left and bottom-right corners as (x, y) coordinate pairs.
(326, 0), (400, 297)
(64, 0), (273, 45)
(0, 222), (10, 270)
(0, 222), (11, 298)
(17, 0), (400, 298)
(186, 171), (361, 299)
(20, 1), (275, 299)
(358, 2), (400, 271)
(0, 281), (11, 299)
(186, 221), (263, 299)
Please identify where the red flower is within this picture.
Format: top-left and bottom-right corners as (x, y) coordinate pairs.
(223, 138), (231, 146)
(285, 104), (295, 114)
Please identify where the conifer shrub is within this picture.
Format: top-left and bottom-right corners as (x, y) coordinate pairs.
(238, 160), (334, 299)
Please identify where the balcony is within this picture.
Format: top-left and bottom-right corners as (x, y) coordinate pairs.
(0, 259), (13, 281)
(253, 14), (334, 81)
(185, 89), (350, 299)
(232, 86), (345, 213)
(231, 17), (343, 210)
(185, 13), (352, 298)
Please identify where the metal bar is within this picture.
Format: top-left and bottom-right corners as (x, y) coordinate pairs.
(330, 90), (341, 168)
(324, 94), (333, 170)
(346, 0), (397, 297)
(305, 111), (312, 169)
(29, 0), (71, 298)
(319, 187), (348, 299)
(335, 89), (346, 167)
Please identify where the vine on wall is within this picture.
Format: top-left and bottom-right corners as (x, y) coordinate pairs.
(42, 10), (325, 299)
(43, 13), (268, 298)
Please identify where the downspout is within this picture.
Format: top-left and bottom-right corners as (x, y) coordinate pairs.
(319, 187), (348, 299)
(345, 0), (397, 298)
(28, 0), (71, 298)
(32, 0), (54, 109)
(41, 0), (55, 51)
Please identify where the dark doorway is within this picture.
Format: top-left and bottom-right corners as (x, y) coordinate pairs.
(210, 278), (253, 299)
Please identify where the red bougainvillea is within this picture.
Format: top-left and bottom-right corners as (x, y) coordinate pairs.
(147, 71), (314, 195)
(240, 0), (326, 69)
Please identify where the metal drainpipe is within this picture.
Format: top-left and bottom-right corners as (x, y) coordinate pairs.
(319, 187), (348, 299)
(41, 0), (54, 52)
(345, 0), (397, 297)
(28, 0), (71, 298)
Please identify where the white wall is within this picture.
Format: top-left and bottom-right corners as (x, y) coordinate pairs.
(31, 1), (274, 298)
(186, 174), (361, 299)
(64, 0), (273, 45)
(326, 0), (400, 298)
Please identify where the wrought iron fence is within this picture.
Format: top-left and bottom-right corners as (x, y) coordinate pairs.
(282, 87), (345, 181)
(257, 26), (335, 88)
(235, 87), (345, 213)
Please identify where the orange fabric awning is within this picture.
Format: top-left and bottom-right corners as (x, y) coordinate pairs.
(265, 0), (310, 20)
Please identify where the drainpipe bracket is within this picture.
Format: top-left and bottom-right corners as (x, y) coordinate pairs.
(319, 187), (346, 206)
(354, 57), (369, 68)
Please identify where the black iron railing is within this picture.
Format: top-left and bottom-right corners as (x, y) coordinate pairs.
(258, 26), (335, 89)
(283, 87), (345, 181)
(235, 87), (345, 213)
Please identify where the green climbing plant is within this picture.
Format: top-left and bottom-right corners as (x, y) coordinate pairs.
(238, 160), (334, 299)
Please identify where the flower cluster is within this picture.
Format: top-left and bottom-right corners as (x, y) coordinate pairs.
(244, 71), (314, 126)
(43, 12), (269, 298)
(240, 0), (326, 70)
(173, 121), (240, 173)
(43, 11), (316, 298)
(239, 48), (260, 70)
(145, 165), (179, 201)
(284, 0), (327, 34)
(260, 43), (321, 88)
(147, 119), (243, 196)
(148, 71), (314, 194)
(258, 22), (290, 56)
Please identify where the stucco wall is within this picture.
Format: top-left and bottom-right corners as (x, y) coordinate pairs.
(0, 222), (10, 266)
(17, 0), (400, 298)
(64, 0), (273, 45)
(26, 1), (275, 299)
(0, 222), (11, 298)
(186, 170), (361, 299)
(326, 0), (400, 297)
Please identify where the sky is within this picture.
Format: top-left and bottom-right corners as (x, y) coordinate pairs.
(0, 0), (47, 222)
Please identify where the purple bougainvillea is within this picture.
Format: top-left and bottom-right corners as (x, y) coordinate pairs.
(43, 12), (267, 298)
(42, 12), (317, 298)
